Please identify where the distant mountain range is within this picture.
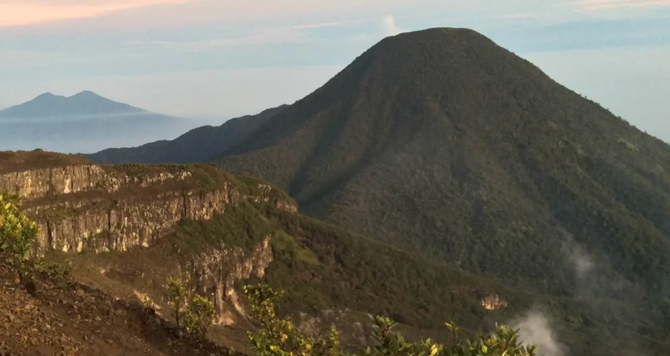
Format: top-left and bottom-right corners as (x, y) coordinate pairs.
(0, 91), (210, 154)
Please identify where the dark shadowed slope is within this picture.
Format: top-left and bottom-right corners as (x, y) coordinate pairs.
(85, 105), (287, 164)
(0, 91), (198, 154)
(214, 28), (670, 305)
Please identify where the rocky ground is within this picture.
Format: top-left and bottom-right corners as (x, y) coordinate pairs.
(0, 263), (235, 356)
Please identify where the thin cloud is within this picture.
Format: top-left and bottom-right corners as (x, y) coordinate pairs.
(2, 1), (645, 34)
(292, 22), (342, 30)
(0, 0), (194, 27)
(577, 0), (670, 10)
(121, 27), (308, 53)
(122, 40), (174, 48)
(0, 50), (92, 66)
(499, 12), (534, 19)
(0, 0), (439, 29)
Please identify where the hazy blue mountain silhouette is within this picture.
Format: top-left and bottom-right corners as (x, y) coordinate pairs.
(0, 91), (142, 120)
(0, 91), (205, 154)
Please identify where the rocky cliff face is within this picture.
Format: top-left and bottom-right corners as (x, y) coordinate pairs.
(0, 151), (297, 326)
(185, 236), (273, 324)
(0, 154), (295, 256)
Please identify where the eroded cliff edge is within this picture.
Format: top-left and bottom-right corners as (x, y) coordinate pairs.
(0, 151), (296, 256)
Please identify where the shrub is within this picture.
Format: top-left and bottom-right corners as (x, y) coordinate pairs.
(244, 284), (342, 356)
(360, 317), (537, 356)
(0, 193), (40, 282)
(166, 277), (189, 329)
(142, 295), (155, 309)
(165, 277), (216, 337)
(35, 258), (73, 278)
(244, 284), (538, 356)
(183, 294), (216, 337)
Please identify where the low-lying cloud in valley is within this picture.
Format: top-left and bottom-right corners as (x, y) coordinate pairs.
(506, 228), (598, 356)
(511, 307), (567, 356)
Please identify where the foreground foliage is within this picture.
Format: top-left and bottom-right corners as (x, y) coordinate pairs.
(0, 193), (39, 281)
(166, 277), (216, 337)
(244, 284), (537, 356)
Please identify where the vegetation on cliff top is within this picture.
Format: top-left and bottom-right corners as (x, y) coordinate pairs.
(98, 162), (294, 204)
(2, 158), (295, 227)
(0, 150), (90, 174)
(0, 151), (293, 209)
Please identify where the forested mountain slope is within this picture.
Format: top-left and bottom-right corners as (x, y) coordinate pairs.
(212, 28), (670, 308)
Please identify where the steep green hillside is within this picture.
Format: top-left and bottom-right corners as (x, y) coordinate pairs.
(211, 28), (670, 308)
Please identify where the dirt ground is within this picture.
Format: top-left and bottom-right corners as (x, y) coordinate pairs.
(0, 262), (237, 356)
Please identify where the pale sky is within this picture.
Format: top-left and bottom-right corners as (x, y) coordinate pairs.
(0, 0), (669, 139)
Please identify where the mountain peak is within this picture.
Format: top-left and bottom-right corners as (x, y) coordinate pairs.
(218, 27), (551, 158)
(32, 92), (65, 102)
(36, 92), (56, 98)
(360, 27), (522, 78)
(71, 90), (102, 99)
(0, 91), (145, 120)
(386, 27), (486, 41)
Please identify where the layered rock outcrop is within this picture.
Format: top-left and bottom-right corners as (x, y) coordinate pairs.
(186, 236), (273, 324)
(0, 152), (296, 256)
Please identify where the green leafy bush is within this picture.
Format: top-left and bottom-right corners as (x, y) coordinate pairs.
(243, 284), (537, 356)
(165, 277), (216, 337)
(0, 193), (40, 281)
(183, 293), (216, 337)
(166, 277), (190, 328)
(244, 284), (342, 356)
(35, 258), (73, 278)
